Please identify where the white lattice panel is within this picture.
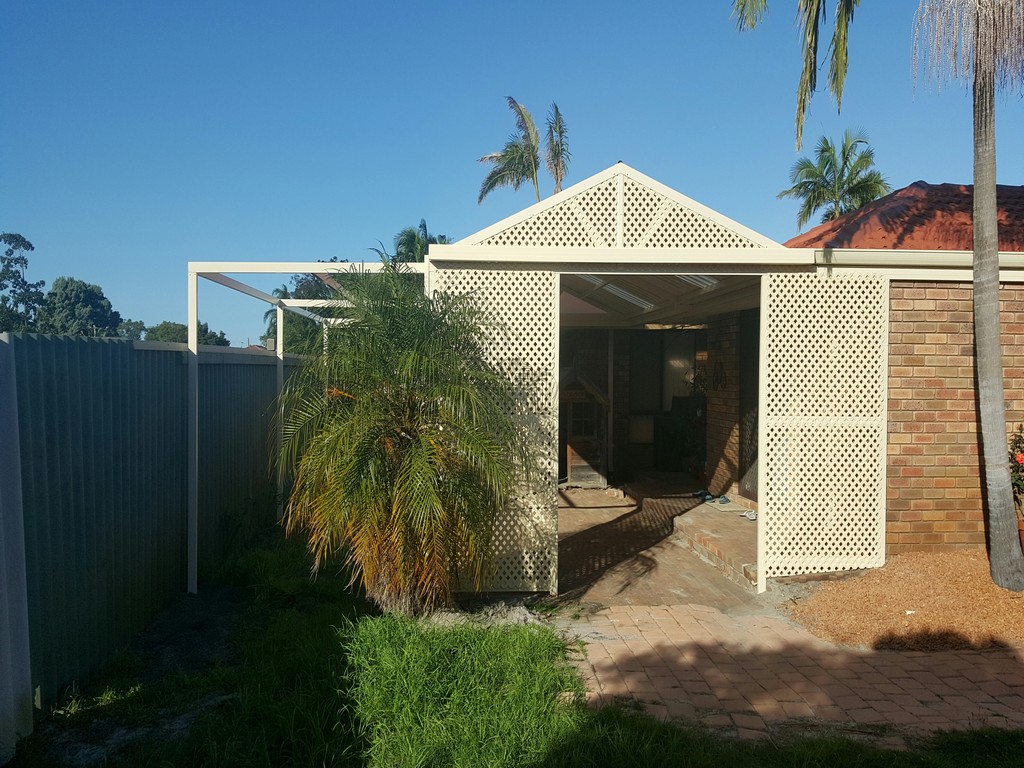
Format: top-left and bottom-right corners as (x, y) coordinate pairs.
(481, 177), (617, 248)
(477, 174), (760, 249)
(758, 273), (888, 591)
(623, 179), (759, 249)
(432, 268), (559, 592)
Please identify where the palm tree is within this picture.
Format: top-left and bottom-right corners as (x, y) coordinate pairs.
(733, 0), (859, 149)
(916, 0), (1024, 590)
(478, 97), (570, 203)
(393, 219), (449, 263)
(778, 129), (891, 230)
(263, 284), (291, 341)
(278, 263), (531, 615)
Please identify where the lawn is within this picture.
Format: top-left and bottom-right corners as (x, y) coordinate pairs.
(11, 536), (1024, 767)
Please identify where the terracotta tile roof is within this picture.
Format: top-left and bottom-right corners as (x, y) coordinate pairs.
(783, 181), (1024, 251)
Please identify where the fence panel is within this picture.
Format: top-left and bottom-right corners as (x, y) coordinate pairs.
(0, 336), (34, 761)
(2, 336), (293, 719)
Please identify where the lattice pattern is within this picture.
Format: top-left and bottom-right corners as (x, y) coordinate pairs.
(759, 273), (888, 589)
(623, 178), (759, 248)
(481, 177), (617, 248)
(476, 174), (760, 249)
(432, 268), (559, 592)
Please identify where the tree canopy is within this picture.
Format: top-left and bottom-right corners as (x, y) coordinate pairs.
(145, 320), (231, 346)
(0, 233), (45, 332)
(35, 276), (122, 336)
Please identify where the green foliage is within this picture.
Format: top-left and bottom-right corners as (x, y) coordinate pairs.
(263, 260), (346, 353)
(145, 320), (231, 346)
(732, 0), (861, 149)
(478, 97), (570, 203)
(1010, 424), (1024, 517)
(280, 263), (530, 615)
(0, 233), (45, 332)
(344, 616), (585, 768)
(35, 276), (122, 336)
(777, 129), (891, 230)
(116, 318), (146, 340)
(392, 218), (448, 263)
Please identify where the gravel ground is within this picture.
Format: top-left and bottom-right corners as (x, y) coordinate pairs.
(786, 549), (1024, 650)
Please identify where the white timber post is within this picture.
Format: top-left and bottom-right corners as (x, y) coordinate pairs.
(276, 306), (285, 520)
(186, 270), (199, 594)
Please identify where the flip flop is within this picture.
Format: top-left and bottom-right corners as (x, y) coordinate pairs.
(718, 495), (730, 504)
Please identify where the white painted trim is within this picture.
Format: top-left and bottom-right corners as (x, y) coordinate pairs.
(188, 261), (427, 274)
(756, 277), (768, 595)
(186, 271), (199, 595)
(430, 245), (814, 267)
(276, 306), (285, 521)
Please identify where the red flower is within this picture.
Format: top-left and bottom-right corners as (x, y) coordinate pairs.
(1016, 453), (1024, 465)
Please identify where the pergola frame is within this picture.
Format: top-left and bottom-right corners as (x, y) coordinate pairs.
(185, 163), (1024, 595)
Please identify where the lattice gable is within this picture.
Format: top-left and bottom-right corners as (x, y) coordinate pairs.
(458, 163), (779, 250)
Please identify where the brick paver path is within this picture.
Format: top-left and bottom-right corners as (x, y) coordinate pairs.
(561, 603), (1024, 740)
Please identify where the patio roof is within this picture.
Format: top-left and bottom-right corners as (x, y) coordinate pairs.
(431, 163), (792, 327)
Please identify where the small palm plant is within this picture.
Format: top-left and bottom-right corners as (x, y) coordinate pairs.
(278, 262), (530, 615)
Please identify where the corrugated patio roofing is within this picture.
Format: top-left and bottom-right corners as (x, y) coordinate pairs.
(784, 181), (1024, 251)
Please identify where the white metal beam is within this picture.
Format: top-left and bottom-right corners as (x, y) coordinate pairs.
(188, 261), (427, 274)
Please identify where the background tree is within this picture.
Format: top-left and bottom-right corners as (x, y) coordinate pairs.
(778, 129), (891, 229)
(0, 233), (45, 332)
(116, 318), (146, 340)
(478, 97), (570, 203)
(916, 0), (1024, 590)
(263, 267), (340, 352)
(279, 263), (531, 615)
(35, 276), (122, 336)
(145, 320), (231, 346)
(733, 0), (859, 149)
(393, 219), (449, 263)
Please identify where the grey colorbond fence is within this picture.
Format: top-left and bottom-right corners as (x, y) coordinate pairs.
(0, 334), (300, 760)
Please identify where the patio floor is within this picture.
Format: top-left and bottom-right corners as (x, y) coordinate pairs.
(555, 477), (1024, 742)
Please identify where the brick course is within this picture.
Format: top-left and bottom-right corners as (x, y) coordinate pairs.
(887, 281), (1024, 553)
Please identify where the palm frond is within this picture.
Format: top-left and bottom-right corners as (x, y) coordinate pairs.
(731, 0), (769, 30)
(545, 102), (570, 195)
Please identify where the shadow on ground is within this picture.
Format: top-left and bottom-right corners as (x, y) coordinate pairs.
(557, 495), (702, 599)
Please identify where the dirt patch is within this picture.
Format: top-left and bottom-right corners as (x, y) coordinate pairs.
(787, 550), (1024, 650)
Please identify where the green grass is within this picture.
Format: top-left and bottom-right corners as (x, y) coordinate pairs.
(344, 616), (587, 767)
(13, 535), (1024, 768)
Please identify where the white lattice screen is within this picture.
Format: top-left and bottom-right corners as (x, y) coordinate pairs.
(432, 268), (559, 592)
(758, 273), (889, 592)
(478, 175), (762, 249)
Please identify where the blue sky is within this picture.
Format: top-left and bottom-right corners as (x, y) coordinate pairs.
(3, 1), (1023, 346)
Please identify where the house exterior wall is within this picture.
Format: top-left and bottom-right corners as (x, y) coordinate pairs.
(887, 281), (1024, 553)
(705, 312), (742, 499)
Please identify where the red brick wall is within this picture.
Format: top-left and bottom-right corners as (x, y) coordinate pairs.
(887, 281), (1024, 553)
(706, 312), (741, 497)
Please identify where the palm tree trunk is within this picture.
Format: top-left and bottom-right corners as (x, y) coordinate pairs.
(973, 4), (1024, 590)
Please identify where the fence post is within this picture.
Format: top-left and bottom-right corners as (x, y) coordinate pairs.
(0, 334), (34, 760)
(187, 271), (199, 594)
